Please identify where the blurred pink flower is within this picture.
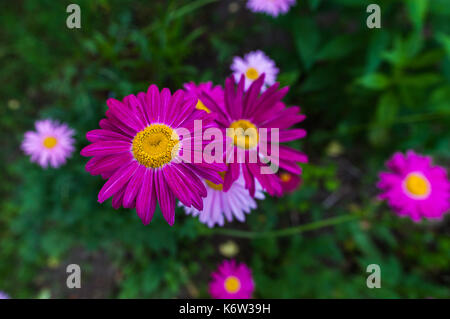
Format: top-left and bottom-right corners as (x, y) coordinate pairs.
(21, 119), (75, 168)
(377, 150), (450, 222)
(209, 260), (255, 299)
(279, 171), (302, 195)
(247, 0), (296, 17)
(0, 291), (10, 299)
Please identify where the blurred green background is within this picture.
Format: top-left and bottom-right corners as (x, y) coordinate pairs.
(0, 0), (449, 298)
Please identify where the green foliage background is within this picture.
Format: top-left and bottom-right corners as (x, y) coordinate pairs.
(0, 0), (449, 298)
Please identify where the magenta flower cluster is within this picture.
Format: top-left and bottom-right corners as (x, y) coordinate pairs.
(18, 2), (449, 299)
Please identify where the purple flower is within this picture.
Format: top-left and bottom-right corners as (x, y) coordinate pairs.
(21, 119), (75, 168)
(0, 291), (10, 299)
(377, 150), (450, 222)
(209, 260), (255, 299)
(182, 173), (265, 228)
(200, 75), (308, 197)
(231, 50), (278, 91)
(183, 81), (224, 113)
(81, 85), (226, 226)
(247, 0), (296, 17)
(279, 171), (302, 195)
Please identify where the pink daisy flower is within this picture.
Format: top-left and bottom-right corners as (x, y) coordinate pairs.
(279, 170), (302, 195)
(182, 172), (265, 228)
(21, 119), (75, 168)
(81, 85), (226, 226)
(247, 0), (296, 17)
(377, 150), (450, 222)
(209, 260), (255, 299)
(231, 51), (279, 91)
(183, 81), (224, 113)
(200, 74), (308, 197)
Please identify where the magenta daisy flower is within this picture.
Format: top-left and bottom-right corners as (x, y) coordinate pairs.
(377, 151), (450, 222)
(209, 260), (255, 299)
(81, 85), (226, 226)
(279, 170), (302, 195)
(182, 172), (265, 228)
(231, 51), (279, 91)
(21, 119), (75, 168)
(200, 75), (308, 197)
(183, 81), (224, 114)
(0, 291), (10, 299)
(247, 0), (296, 17)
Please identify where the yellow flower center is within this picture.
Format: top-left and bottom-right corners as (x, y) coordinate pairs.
(404, 173), (430, 197)
(205, 172), (225, 191)
(196, 99), (211, 113)
(245, 67), (259, 80)
(280, 172), (292, 182)
(228, 120), (259, 150)
(224, 276), (241, 294)
(132, 124), (179, 168)
(43, 136), (58, 149)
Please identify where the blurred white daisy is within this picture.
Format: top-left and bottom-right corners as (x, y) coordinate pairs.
(231, 50), (279, 91)
(182, 174), (265, 228)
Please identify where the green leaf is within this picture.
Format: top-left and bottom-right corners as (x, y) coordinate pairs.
(382, 34), (423, 67)
(406, 0), (429, 30)
(408, 49), (445, 69)
(293, 17), (321, 70)
(278, 70), (301, 87)
(300, 67), (335, 92)
(369, 92), (398, 145)
(169, 0), (218, 21)
(365, 30), (390, 74)
(429, 0), (450, 16)
(332, 0), (371, 7)
(375, 92), (398, 126)
(308, 0), (322, 11)
(317, 35), (358, 61)
(402, 73), (442, 87)
(436, 33), (450, 57)
(357, 73), (391, 90)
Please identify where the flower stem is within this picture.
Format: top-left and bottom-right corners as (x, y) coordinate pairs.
(201, 214), (360, 239)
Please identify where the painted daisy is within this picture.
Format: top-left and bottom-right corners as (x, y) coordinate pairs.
(247, 0), (296, 17)
(183, 81), (224, 114)
(279, 170), (302, 195)
(81, 85), (226, 226)
(21, 119), (75, 168)
(231, 50), (279, 91)
(199, 74), (308, 197)
(182, 172), (265, 228)
(209, 260), (255, 299)
(377, 150), (450, 222)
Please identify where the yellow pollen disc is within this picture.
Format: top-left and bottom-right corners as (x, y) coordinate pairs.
(43, 136), (58, 149)
(245, 67), (259, 80)
(228, 120), (259, 150)
(196, 99), (211, 113)
(405, 173), (430, 197)
(280, 172), (292, 182)
(205, 172), (226, 191)
(224, 276), (241, 294)
(132, 124), (179, 168)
